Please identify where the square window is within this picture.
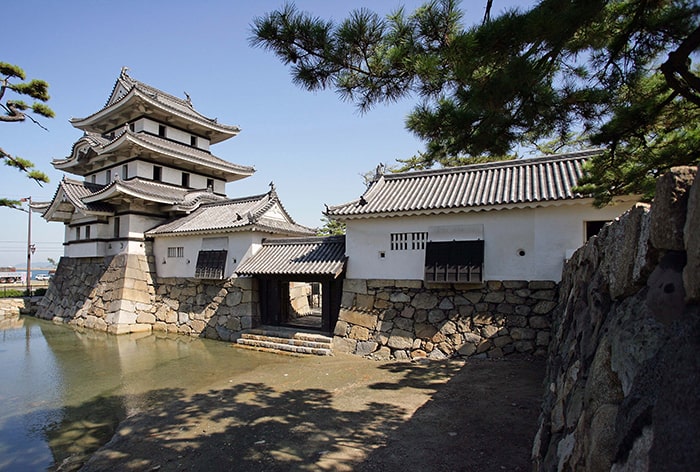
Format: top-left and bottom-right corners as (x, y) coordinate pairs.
(167, 247), (184, 258)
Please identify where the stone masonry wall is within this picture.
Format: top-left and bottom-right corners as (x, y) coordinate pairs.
(532, 167), (700, 471)
(36, 248), (259, 341)
(333, 279), (557, 360)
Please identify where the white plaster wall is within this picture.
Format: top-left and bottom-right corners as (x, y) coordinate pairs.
(344, 199), (635, 281)
(137, 118), (210, 150)
(152, 231), (292, 278)
(131, 160), (223, 191)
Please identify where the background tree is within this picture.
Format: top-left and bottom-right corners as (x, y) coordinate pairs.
(251, 0), (700, 205)
(316, 216), (346, 236)
(1, 62), (53, 208)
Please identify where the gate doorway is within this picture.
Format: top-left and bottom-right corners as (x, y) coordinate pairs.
(259, 277), (343, 333)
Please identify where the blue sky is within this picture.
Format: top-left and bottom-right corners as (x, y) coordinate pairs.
(1, 0), (528, 267)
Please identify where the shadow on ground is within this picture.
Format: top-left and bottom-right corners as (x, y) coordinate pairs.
(70, 356), (544, 471)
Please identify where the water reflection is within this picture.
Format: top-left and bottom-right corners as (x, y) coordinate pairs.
(0, 316), (276, 471)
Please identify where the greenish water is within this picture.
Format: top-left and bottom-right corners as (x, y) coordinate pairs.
(0, 316), (279, 471)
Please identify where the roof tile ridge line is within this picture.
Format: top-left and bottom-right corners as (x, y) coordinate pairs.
(382, 150), (602, 181)
(258, 236), (344, 246)
(328, 174), (387, 212)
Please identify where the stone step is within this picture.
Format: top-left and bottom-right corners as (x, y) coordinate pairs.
(234, 328), (333, 356)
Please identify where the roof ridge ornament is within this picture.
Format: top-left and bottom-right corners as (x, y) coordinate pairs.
(120, 66), (130, 79)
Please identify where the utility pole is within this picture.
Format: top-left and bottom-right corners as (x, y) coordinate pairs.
(25, 196), (32, 296)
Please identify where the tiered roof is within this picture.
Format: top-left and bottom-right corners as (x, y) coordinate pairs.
(326, 150), (600, 219)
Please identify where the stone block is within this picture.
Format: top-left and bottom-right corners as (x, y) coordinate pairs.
(355, 341), (378, 356)
(494, 335), (513, 348)
(343, 279), (368, 294)
(225, 291), (243, 307)
(684, 172), (700, 302)
(393, 316), (413, 331)
(412, 292), (438, 309)
(400, 306), (415, 318)
(507, 315), (528, 327)
(428, 309), (446, 324)
(390, 292), (411, 303)
(333, 320), (348, 336)
(484, 291), (505, 303)
(341, 291), (355, 308)
(356, 294), (375, 311)
(394, 279), (423, 289)
(488, 347), (504, 358)
(650, 166), (697, 251)
(529, 316), (551, 329)
(438, 298), (454, 309)
(529, 281), (557, 290)
(532, 301), (557, 315)
(440, 320), (458, 335)
(503, 280), (528, 289)
(472, 313), (493, 325)
(349, 325), (370, 341)
(387, 328), (415, 349)
(511, 327), (536, 340)
(374, 298), (392, 309)
(458, 342), (477, 356)
(366, 279), (392, 289)
(130, 323), (152, 333)
(481, 325), (499, 338)
(463, 291), (483, 304)
(339, 309), (377, 329)
(136, 313), (156, 324)
(372, 346), (392, 360)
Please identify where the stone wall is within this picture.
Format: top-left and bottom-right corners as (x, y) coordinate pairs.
(36, 250), (259, 341)
(0, 298), (27, 318)
(532, 167), (700, 470)
(332, 278), (557, 360)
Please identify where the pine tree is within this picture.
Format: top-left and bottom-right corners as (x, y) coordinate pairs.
(1, 62), (53, 208)
(252, 0), (700, 205)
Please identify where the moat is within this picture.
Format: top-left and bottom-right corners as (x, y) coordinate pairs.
(0, 316), (286, 471)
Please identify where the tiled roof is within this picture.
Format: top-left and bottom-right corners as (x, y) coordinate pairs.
(146, 189), (314, 237)
(71, 69), (240, 141)
(58, 178), (112, 213)
(42, 178), (113, 221)
(326, 150), (598, 218)
(54, 129), (254, 180)
(131, 132), (254, 178)
(235, 236), (347, 277)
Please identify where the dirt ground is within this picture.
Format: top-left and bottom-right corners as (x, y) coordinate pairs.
(80, 353), (545, 472)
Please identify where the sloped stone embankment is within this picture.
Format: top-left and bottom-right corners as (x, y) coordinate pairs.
(532, 167), (699, 470)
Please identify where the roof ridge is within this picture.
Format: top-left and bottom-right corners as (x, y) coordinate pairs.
(384, 149), (601, 181)
(261, 235), (345, 245)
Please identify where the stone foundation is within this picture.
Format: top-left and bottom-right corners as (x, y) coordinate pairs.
(532, 166), (700, 470)
(36, 249), (259, 341)
(333, 279), (557, 360)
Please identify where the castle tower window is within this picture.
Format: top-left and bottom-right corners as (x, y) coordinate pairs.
(113, 217), (120, 239)
(153, 166), (162, 182)
(158, 124), (166, 137)
(106, 169), (111, 183)
(122, 165), (128, 180)
(182, 172), (190, 188)
(190, 135), (197, 147)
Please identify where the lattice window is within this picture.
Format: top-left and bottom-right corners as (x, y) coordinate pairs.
(424, 240), (484, 283)
(391, 232), (428, 250)
(167, 247), (184, 258)
(195, 250), (227, 279)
